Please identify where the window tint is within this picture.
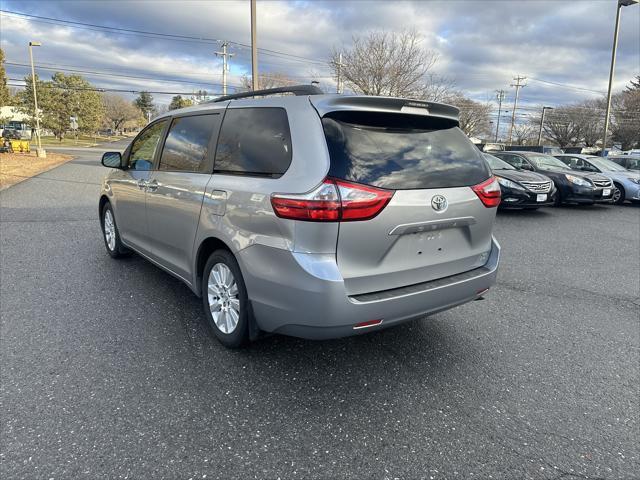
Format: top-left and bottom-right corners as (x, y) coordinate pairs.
(214, 108), (292, 177)
(159, 114), (220, 173)
(129, 120), (167, 170)
(497, 154), (524, 168)
(323, 112), (490, 189)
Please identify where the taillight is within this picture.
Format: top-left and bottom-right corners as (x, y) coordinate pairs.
(271, 178), (394, 222)
(472, 176), (501, 208)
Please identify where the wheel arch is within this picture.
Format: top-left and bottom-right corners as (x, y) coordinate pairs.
(194, 236), (234, 296)
(99, 194), (110, 217)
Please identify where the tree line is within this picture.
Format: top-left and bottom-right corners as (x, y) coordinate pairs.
(2, 37), (638, 149)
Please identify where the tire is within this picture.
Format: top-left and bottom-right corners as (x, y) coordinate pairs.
(101, 202), (130, 258)
(613, 183), (625, 205)
(201, 249), (250, 348)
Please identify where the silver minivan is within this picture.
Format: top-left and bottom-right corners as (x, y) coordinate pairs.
(99, 86), (501, 347)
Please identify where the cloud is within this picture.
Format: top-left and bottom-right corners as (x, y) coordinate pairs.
(1, 0), (638, 110)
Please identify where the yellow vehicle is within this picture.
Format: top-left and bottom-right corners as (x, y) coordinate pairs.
(9, 139), (31, 153)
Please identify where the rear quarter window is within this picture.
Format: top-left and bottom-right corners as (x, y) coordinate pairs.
(323, 112), (490, 190)
(214, 107), (292, 177)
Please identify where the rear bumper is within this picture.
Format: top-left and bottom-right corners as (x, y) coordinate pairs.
(237, 237), (500, 340)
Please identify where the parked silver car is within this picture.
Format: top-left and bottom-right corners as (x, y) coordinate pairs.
(99, 86), (501, 347)
(555, 154), (640, 204)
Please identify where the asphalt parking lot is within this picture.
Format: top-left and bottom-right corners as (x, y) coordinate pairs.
(1, 145), (638, 479)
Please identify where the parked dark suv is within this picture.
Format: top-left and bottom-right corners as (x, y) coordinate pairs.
(492, 151), (614, 206)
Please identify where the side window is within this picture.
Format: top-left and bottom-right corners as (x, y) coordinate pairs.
(499, 154), (521, 168)
(159, 114), (221, 173)
(214, 108), (292, 177)
(129, 121), (167, 171)
(557, 156), (571, 167)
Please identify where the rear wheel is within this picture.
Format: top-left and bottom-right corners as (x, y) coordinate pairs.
(613, 183), (625, 205)
(201, 250), (249, 348)
(101, 202), (130, 258)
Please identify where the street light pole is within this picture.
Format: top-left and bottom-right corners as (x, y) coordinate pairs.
(28, 41), (46, 158)
(602, 0), (638, 156)
(250, 0), (258, 91)
(537, 106), (553, 146)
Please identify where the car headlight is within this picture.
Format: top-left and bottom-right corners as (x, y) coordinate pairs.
(629, 177), (640, 185)
(565, 174), (593, 187)
(497, 177), (525, 190)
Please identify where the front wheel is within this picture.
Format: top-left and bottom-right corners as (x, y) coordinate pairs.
(612, 184), (625, 205)
(202, 250), (250, 348)
(101, 202), (130, 258)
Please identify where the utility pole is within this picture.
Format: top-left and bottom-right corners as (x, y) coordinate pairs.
(494, 89), (505, 142)
(28, 41), (45, 158)
(507, 76), (526, 145)
(537, 106), (553, 146)
(336, 52), (344, 94)
(215, 41), (235, 95)
(250, 0), (258, 91)
(602, 0), (638, 155)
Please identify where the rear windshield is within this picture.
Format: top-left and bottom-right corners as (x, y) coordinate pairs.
(322, 112), (490, 190)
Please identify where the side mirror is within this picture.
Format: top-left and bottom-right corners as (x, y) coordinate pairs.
(101, 151), (123, 169)
(520, 163), (533, 171)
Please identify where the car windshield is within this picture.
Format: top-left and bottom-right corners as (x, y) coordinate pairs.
(528, 154), (572, 171)
(483, 153), (515, 170)
(587, 157), (628, 172)
(611, 157), (640, 170)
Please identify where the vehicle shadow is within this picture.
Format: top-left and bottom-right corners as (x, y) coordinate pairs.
(496, 207), (552, 217)
(107, 244), (493, 418)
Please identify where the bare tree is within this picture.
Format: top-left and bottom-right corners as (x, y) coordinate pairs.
(239, 72), (297, 92)
(329, 30), (439, 98)
(103, 93), (144, 133)
(571, 98), (604, 147)
(542, 107), (582, 147)
(421, 75), (456, 103)
(446, 92), (492, 138)
(512, 122), (537, 145)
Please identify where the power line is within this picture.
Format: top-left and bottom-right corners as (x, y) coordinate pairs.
(7, 80), (213, 96)
(527, 77), (606, 95)
(6, 62), (241, 89)
(0, 10), (327, 66)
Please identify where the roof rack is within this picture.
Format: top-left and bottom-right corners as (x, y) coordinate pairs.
(211, 84), (324, 103)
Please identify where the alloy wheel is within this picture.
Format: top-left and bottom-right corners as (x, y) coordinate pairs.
(104, 209), (116, 251)
(612, 188), (622, 203)
(207, 263), (240, 334)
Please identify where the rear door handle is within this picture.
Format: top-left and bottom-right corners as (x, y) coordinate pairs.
(146, 180), (159, 192)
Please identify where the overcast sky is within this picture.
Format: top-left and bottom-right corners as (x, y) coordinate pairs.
(1, 0), (639, 113)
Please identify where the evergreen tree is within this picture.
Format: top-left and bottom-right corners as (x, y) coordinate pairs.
(134, 91), (156, 119)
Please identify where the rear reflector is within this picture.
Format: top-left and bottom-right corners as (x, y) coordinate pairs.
(353, 319), (383, 330)
(472, 176), (501, 208)
(271, 177), (394, 222)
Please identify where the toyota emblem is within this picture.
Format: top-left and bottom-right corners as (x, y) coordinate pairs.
(431, 195), (448, 212)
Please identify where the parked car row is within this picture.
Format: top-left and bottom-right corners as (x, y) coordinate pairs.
(483, 151), (640, 208)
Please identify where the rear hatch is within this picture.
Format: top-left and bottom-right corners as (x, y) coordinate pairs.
(317, 102), (498, 296)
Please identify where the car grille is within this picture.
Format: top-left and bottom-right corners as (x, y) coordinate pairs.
(520, 181), (552, 193)
(593, 179), (612, 188)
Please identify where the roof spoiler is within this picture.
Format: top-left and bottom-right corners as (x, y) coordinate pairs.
(310, 96), (460, 124)
(210, 85), (324, 103)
